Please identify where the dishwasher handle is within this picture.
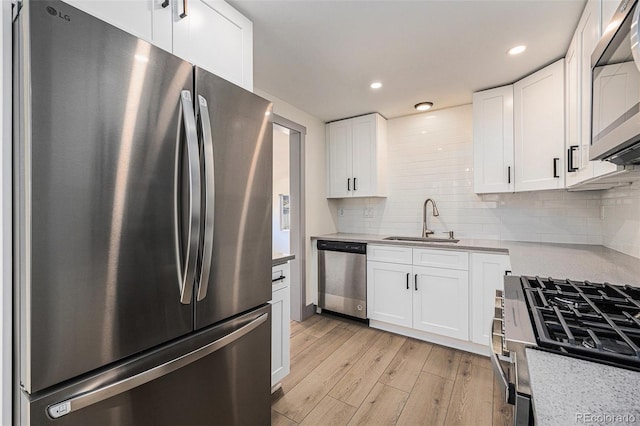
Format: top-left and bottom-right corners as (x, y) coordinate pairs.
(316, 240), (366, 254)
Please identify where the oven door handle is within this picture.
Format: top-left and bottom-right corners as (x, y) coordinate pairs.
(490, 319), (515, 405)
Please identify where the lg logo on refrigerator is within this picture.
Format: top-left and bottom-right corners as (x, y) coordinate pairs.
(46, 6), (71, 22)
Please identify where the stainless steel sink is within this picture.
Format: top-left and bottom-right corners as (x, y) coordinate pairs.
(383, 236), (460, 243)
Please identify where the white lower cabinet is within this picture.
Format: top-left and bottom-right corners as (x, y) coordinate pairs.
(367, 261), (413, 328)
(367, 245), (470, 342)
(412, 266), (469, 340)
(270, 263), (290, 388)
(470, 253), (511, 346)
(367, 244), (509, 353)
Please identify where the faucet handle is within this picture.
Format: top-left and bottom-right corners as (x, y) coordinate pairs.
(442, 231), (454, 240)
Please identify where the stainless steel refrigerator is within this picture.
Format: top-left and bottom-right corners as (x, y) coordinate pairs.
(13, 1), (273, 424)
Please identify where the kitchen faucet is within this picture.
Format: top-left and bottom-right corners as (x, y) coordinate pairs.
(422, 198), (439, 237)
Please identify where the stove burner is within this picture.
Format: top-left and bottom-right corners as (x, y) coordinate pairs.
(582, 337), (635, 356)
(520, 275), (640, 369)
(552, 296), (589, 310)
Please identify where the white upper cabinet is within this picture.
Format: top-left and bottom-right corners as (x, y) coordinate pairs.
(62, 0), (253, 91)
(565, 0), (617, 188)
(473, 86), (514, 193)
(514, 59), (566, 191)
(173, 0), (253, 90)
(326, 113), (387, 198)
(473, 62), (566, 194)
(566, 34), (588, 186)
(327, 119), (352, 198)
(62, 0), (173, 52)
(601, 0), (620, 32)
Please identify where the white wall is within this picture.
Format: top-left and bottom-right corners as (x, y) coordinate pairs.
(1, 0), (11, 424)
(254, 89), (338, 305)
(338, 105), (605, 245)
(272, 126), (290, 254)
(602, 182), (640, 259)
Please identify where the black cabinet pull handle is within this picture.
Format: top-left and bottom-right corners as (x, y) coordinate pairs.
(272, 275), (286, 283)
(347, 178), (351, 191)
(354, 177), (357, 191)
(567, 146), (578, 172)
(505, 270), (512, 276)
(553, 158), (559, 178)
(414, 274), (418, 291)
(161, 0), (169, 8)
(406, 273), (409, 290)
(507, 166), (511, 184)
(179, 0), (188, 18)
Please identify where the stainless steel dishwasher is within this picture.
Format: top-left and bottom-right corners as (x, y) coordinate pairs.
(317, 240), (367, 319)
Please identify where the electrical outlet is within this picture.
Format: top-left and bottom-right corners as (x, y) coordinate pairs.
(339, 208), (344, 217)
(364, 207), (375, 218)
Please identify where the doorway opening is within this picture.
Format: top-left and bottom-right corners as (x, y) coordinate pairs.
(272, 115), (307, 321)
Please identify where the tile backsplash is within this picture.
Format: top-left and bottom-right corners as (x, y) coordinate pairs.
(602, 182), (640, 259)
(337, 104), (639, 258)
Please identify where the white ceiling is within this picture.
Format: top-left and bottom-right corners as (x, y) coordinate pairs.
(230, 0), (587, 122)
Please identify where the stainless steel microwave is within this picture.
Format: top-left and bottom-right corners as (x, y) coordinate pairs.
(591, 0), (640, 165)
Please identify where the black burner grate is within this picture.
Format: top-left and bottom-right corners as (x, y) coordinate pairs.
(522, 276), (640, 370)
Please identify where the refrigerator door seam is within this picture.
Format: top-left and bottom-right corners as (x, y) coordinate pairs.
(46, 312), (269, 419)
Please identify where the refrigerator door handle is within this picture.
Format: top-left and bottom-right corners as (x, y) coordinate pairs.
(47, 312), (269, 419)
(176, 90), (201, 304)
(196, 95), (215, 302)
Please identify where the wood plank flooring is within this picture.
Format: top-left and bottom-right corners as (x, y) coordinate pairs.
(272, 314), (513, 426)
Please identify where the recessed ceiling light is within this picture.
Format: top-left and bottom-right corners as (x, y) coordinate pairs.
(508, 45), (526, 55)
(415, 102), (433, 112)
(370, 81), (382, 89)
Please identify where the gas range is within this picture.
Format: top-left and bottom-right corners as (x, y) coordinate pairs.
(522, 276), (640, 369)
(491, 275), (640, 425)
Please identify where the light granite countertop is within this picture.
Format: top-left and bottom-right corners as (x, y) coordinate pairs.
(311, 233), (640, 287)
(526, 348), (640, 426)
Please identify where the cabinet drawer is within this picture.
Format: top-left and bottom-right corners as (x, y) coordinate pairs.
(367, 245), (413, 265)
(272, 263), (290, 290)
(412, 249), (468, 270)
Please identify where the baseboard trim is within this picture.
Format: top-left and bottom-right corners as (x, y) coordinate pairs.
(301, 303), (316, 320)
(369, 320), (490, 357)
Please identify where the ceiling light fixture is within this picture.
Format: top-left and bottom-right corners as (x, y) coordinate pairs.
(415, 102), (433, 112)
(370, 81), (382, 89)
(508, 45), (526, 55)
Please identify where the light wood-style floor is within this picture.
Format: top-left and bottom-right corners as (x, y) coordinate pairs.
(271, 314), (514, 426)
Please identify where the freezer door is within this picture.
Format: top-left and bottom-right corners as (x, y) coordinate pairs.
(21, 305), (271, 426)
(14, 1), (195, 393)
(194, 68), (273, 328)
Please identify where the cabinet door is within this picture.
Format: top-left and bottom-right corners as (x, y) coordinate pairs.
(62, 0), (172, 52)
(473, 85), (514, 193)
(601, 0), (620, 33)
(173, 0), (253, 90)
(412, 266), (469, 340)
(566, 35), (592, 186)
(327, 120), (353, 198)
(270, 285), (290, 386)
(367, 261), (413, 328)
(351, 114), (377, 196)
(580, 1), (617, 180)
(470, 253), (511, 346)
(514, 59), (565, 191)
